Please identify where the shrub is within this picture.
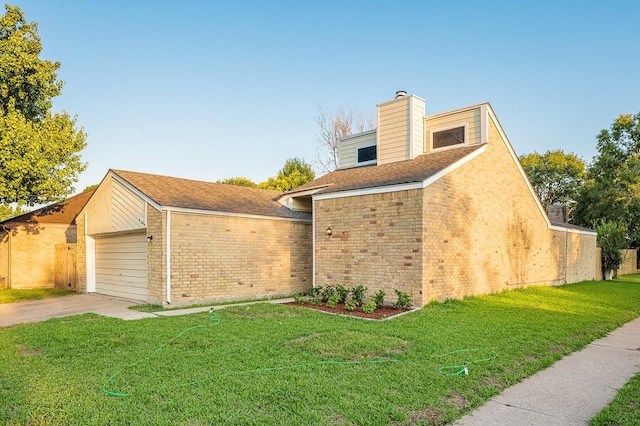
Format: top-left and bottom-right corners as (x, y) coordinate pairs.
(372, 289), (385, 308)
(308, 287), (322, 299)
(326, 294), (340, 308)
(293, 294), (309, 304)
(350, 285), (367, 306)
(321, 285), (336, 302)
(393, 289), (413, 310)
(335, 285), (349, 302)
(361, 300), (377, 314)
(594, 219), (628, 272)
(344, 299), (357, 311)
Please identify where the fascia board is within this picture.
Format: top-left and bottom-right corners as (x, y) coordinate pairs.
(161, 206), (311, 223)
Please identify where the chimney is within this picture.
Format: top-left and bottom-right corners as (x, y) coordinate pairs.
(376, 92), (426, 165)
(546, 204), (568, 223)
(395, 90), (407, 99)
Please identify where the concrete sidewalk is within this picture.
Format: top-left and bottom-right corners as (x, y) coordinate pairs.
(0, 293), (295, 327)
(456, 317), (640, 425)
(0, 294), (156, 326)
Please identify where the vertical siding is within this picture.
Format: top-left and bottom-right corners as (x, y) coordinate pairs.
(410, 97), (425, 159)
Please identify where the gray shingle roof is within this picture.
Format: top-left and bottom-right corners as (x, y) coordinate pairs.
(111, 170), (311, 221)
(290, 145), (485, 195)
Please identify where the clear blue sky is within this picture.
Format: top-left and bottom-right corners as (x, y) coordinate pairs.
(16, 0), (640, 194)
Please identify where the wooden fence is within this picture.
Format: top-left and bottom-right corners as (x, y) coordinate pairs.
(54, 243), (77, 291)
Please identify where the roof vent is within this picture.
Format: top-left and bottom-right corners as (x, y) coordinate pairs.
(395, 90), (407, 99)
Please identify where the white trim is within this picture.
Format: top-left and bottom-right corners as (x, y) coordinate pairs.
(549, 225), (597, 236)
(313, 182), (423, 201)
(312, 198), (316, 289)
(110, 171), (162, 212)
(160, 206), (311, 223)
(485, 106), (552, 227)
(425, 101), (488, 120)
(355, 141), (377, 166)
(376, 93), (426, 108)
(86, 234), (96, 293)
(340, 129), (376, 141)
(430, 122), (468, 152)
(313, 145), (487, 201)
(422, 144), (487, 188)
(480, 104), (489, 144)
(409, 98), (415, 160)
(166, 210), (171, 304)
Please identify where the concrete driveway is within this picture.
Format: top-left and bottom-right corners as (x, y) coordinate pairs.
(0, 293), (156, 327)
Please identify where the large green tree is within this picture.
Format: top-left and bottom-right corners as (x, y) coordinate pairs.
(259, 157), (315, 192)
(574, 113), (640, 247)
(217, 177), (257, 188)
(0, 5), (86, 210)
(519, 150), (586, 211)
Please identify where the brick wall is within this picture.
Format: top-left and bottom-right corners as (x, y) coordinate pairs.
(314, 190), (424, 305)
(146, 206), (165, 304)
(420, 117), (595, 304)
(160, 213), (312, 306)
(0, 224), (76, 289)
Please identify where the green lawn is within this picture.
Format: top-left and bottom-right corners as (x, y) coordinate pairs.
(0, 288), (75, 304)
(1, 276), (640, 425)
(591, 372), (640, 426)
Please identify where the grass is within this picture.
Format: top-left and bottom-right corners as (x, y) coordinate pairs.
(0, 288), (75, 304)
(129, 295), (293, 312)
(1, 276), (640, 425)
(591, 372), (640, 425)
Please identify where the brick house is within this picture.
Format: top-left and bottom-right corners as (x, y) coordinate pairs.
(0, 191), (93, 289)
(76, 170), (312, 305)
(76, 92), (596, 307)
(279, 92), (597, 306)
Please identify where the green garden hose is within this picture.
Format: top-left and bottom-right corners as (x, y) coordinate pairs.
(102, 311), (398, 397)
(433, 348), (498, 376)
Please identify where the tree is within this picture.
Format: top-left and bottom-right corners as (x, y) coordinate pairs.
(217, 177), (257, 188)
(0, 203), (25, 221)
(574, 113), (640, 247)
(0, 5), (87, 208)
(519, 150), (586, 211)
(259, 157), (315, 192)
(594, 219), (628, 275)
(314, 107), (375, 174)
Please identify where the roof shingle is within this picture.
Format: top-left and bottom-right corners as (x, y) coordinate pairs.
(111, 170), (311, 220)
(290, 145), (485, 195)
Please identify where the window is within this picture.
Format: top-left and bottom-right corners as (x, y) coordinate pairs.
(357, 145), (376, 165)
(432, 125), (466, 150)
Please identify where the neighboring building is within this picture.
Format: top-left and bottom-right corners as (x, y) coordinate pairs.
(0, 191), (93, 289)
(76, 170), (312, 305)
(75, 92), (597, 307)
(279, 92), (597, 306)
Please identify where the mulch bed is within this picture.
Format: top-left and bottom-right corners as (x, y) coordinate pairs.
(284, 301), (414, 320)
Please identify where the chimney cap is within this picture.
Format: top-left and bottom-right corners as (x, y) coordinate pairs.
(395, 90), (407, 99)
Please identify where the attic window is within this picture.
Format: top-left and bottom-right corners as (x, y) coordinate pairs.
(357, 144), (377, 165)
(432, 125), (466, 150)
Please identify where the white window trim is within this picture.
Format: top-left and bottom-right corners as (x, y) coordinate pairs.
(430, 122), (468, 152)
(355, 142), (377, 166)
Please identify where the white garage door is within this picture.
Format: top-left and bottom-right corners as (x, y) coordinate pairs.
(95, 232), (148, 302)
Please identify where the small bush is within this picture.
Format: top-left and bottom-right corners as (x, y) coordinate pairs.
(344, 299), (357, 311)
(372, 289), (385, 308)
(326, 294), (340, 308)
(393, 289), (413, 310)
(350, 285), (367, 306)
(321, 285), (336, 302)
(335, 285), (349, 302)
(361, 300), (377, 314)
(308, 287), (322, 299)
(293, 294), (309, 304)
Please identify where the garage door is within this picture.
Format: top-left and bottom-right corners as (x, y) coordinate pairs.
(95, 232), (148, 302)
